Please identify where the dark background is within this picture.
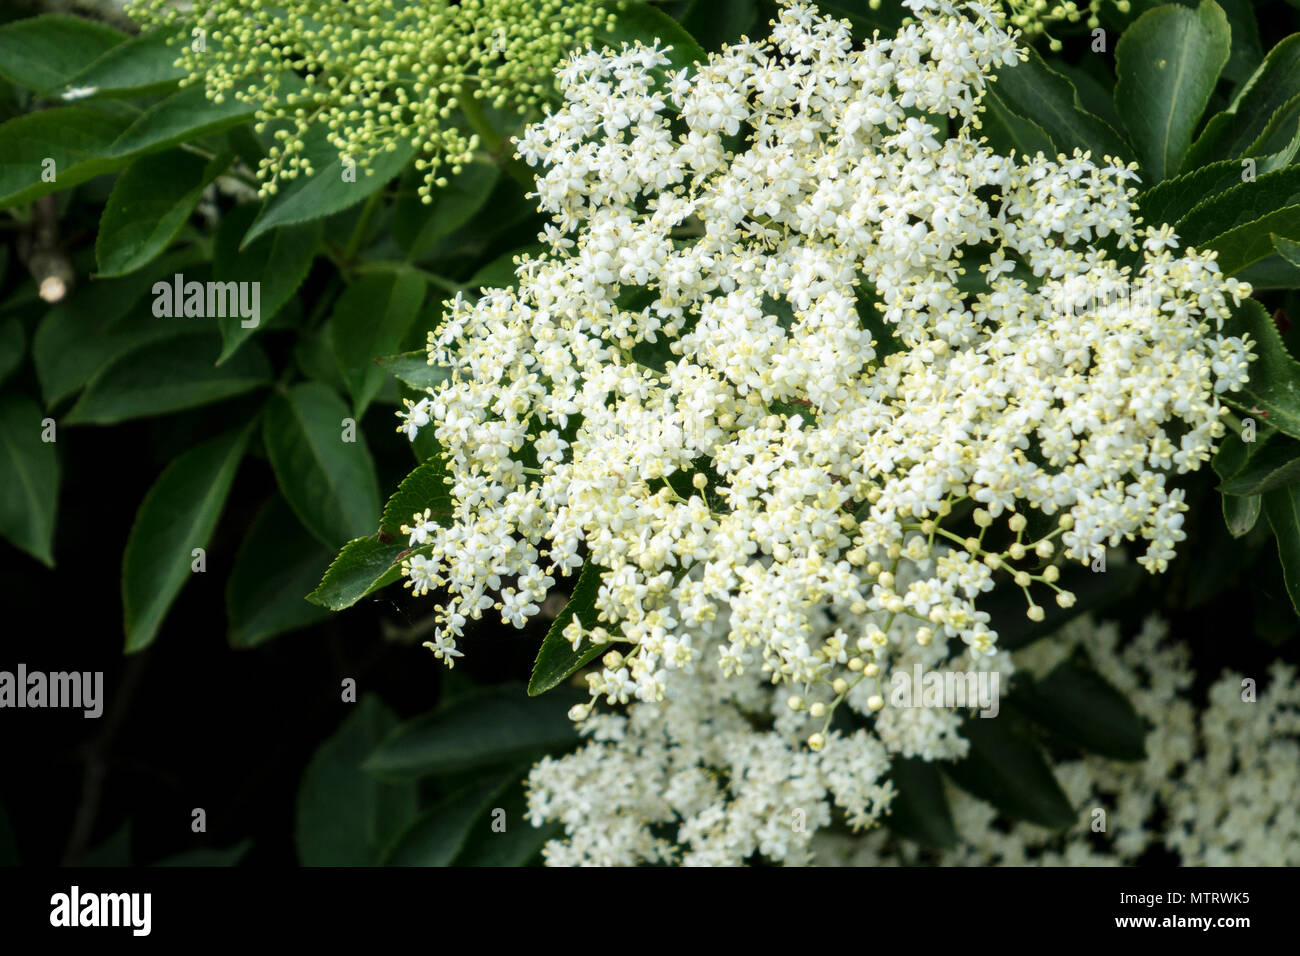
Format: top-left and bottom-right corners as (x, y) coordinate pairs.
(0, 407), (553, 866)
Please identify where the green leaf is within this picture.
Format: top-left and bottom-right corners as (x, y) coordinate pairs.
(31, 248), (207, 407)
(96, 150), (228, 277)
(528, 560), (614, 697)
(296, 697), (417, 866)
(1236, 254), (1300, 289)
(1134, 159), (1247, 230)
(1179, 166), (1300, 245)
(365, 683), (580, 778)
(0, 86), (252, 209)
(0, 394), (59, 567)
(105, 84), (255, 161)
(1213, 423), (1273, 537)
(1263, 483), (1300, 615)
(381, 770), (518, 866)
(1012, 663), (1147, 761)
(1258, 131), (1300, 177)
(380, 456), (453, 537)
(329, 272), (426, 417)
(242, 125), (415, 246)
(1222, 297), (1300, 441)
(122, 426), (250, 652)
(452, 777), (557, 866)
(595, 0), (706, 76)
(1212, 415), (1274, 479)
(263, 382), (381, 548)
(226, 495), (332, 648)
(1114, 0), (1231, 181)
(1222, 493), (1263, 537)
(944, 712), (1077, 829)
(1171, 165), (1300, 274)
(213, 204), (319, 363)
(294, 326), (349, 394)
(64, 332), (271, 425)
(1218, 436), (1300, 495)
(0, 315), (24, 387)
(1184, 34), (1300, 169)
(0, 107), (132, 209)
(1051, 62), (1121, 131)
(1209, 204), (1300, 275)
(986, 47), (1132, 163)
(883, 757), (958, 850)
(1245, 93), (1300, 159)
(62, 27), (188, 98)
(305, 534), (415, 611)
(977, 88), (1054, 159)
(375, 351), (450, 391)
(0, 14), (123, 96)
(1262, 120), (1300, 174)
(394, 161), (500, 262)
(1273, 233), (1300, 268)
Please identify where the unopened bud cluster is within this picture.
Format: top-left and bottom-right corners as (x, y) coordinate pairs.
(128, 0), (615, 199)
(1001, 0), (1130, 50)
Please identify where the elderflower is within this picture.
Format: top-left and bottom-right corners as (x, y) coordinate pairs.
(396, 0), (1253, 740)
(525, 549), (1025, 864)
(526, 604), (905, 865)
(126, 0), (616, 198)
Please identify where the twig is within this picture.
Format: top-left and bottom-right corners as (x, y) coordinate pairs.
(18, 195), (75, 303)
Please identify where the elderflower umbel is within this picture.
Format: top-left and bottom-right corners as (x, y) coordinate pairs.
(397, 0), (1253, 757)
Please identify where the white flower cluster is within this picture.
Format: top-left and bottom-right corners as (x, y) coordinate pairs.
(816, 614), (1300, 866)
(527, 558), (1010, 865)
(397, 0), (1254, 743)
